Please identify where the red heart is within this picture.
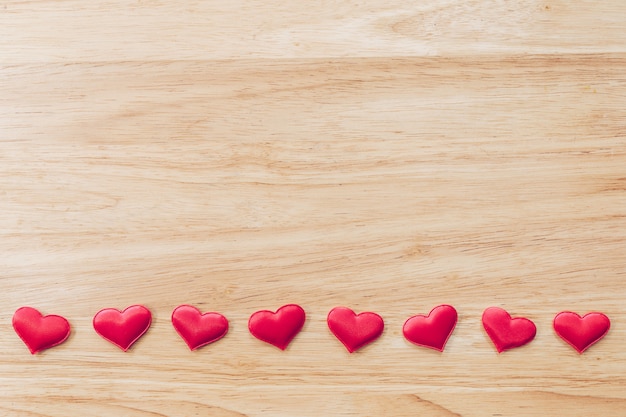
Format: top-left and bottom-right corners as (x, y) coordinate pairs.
(248, 304), (305, 350)
(93, 305), (152, 351)
(553, 311), (610, 353)
(12, 307), (71, 354)
(482, 307), (536, 353)
(327, 307), (384, 353)
(403, 304), (457, 351)
(171, 305), (229, 350)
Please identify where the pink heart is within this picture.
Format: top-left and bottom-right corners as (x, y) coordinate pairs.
(482, 307), (536, 353)
(248, 304), (306, 350)
(327, 307), (384, 353)
(93, 305), (152, 351)
(553, 311), (610, 353)
(403, 305), (457, 351)
(13, 307), (71, 354)
(171, 305), (229, 350)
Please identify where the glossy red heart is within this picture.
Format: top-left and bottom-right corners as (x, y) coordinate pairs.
(327, 307), (384, 353)
(482, 307), (536, 353)
(553, 311), (610, 353)
(248, 304), (305, 350)
(12, 307), (71, 354)
(93, 305), (152, 351)
(171, 305), (229, 350)
(403, 304), (457, 351)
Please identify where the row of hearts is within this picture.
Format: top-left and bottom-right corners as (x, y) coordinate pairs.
(12, 304), (610, 355)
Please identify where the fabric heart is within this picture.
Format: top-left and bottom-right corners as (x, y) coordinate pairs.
(93, 305), (152, 351)
(12, 307), (71, 354)
(553, 311), (610, 353)
(248, 304), (305, 350)
(482, 307), (536, 353)
(171, 305), (229, 350)
(403, 304), (457, 351)
(327, 307), (384, 353)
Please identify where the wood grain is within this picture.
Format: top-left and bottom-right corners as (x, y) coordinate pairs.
(1, 1), (626, 416)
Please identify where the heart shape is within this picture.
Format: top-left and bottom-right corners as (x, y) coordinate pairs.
(327, 307), (384, 353)
(248, 304), (305, 350)
(171, 305), (229, 350)
(553, 311), (610, 353)
(482, 307), (536, 353)
(403, 304), (458, 351)
(12, 307), (71, 354)
(93, 305), (152, 351)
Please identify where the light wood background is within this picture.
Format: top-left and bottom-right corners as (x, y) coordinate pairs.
(1, 1), (626, 416)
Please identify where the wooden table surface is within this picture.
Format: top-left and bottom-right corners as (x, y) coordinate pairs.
(1, 1), (625, 416)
